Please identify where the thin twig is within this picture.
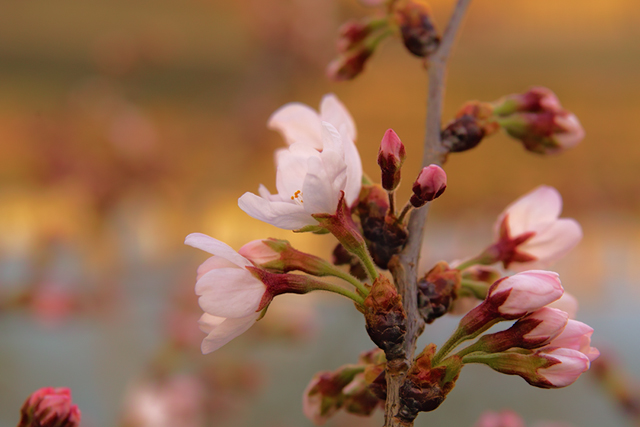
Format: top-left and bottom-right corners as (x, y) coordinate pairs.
(385, 1), (473, 426)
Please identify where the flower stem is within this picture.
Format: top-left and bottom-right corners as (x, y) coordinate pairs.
(388, 190), (396, 216)
(397, 201), (413, 223)
(460, 279), (489, 299)
(311, 279), (366, 306)
(323, 265), (370, 297)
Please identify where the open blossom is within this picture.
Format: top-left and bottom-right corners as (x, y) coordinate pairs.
(492, 186), (582, 271)
(238, 94), (362, 230)
(185, 233), (265, 353)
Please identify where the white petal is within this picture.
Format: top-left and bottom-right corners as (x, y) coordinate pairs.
(185, 233), (251, 268)
(274, 144), (317, 199)
(238, 192), (315, 229)
(342, 135), (363, 205)
(268, 103), (323, 150)
(196, 256), (239, 280)
(196, 267), (265, 318)
(502, 186), (563, 237)
(302, 152), (346, 215)
(199, 312), (260, 354)
(512, 219), (582, 271)
(198, 313), (225, 333)
(320, 94), (357, 143)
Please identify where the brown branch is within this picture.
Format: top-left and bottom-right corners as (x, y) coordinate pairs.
(385, 1), (473, 426)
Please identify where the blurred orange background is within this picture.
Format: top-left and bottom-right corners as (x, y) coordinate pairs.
(0, 1), (639, 426)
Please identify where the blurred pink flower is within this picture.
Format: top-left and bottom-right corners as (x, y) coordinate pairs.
(474, 410), (525, 427)
(19, 387), (81, 427)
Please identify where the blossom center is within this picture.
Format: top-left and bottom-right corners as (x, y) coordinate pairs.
(291, 190), (304, 205)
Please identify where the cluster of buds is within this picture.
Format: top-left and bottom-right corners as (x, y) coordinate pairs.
(493, 87), (585, 154)
(355, 129), (446, 269)
(328, 0), (442, 80)
(327, 18), (391, 81)
(302, 349), (386, 425)
(18, 387), (81, 427)
(441, 87), (584, 155)
(434, 271), (598, 390)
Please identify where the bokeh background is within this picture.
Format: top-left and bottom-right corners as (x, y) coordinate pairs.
(1, 0), (640, 426)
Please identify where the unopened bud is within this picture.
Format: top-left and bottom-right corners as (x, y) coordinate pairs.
(470, 307), (569, 354)
(393, 0), (440, 57)
(462, 347), (590, 389)
(398, 344), (462, 421)
(378, 129), (406, 191)
(19, 387), (81, 427)
(303, 366), (363, 425)
(327, 46), (373, 81)
(364, 275), (407, 361)
(342, 373), (383, 417)
(493, 87), (562, 116)
(498, 111), (585, 155)
(417, 261), (461, 324)
(337, 20), (373, 53)
(410, 164), (447, 208)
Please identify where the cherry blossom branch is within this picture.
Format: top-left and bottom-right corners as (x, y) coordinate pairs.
(386, 1), (473, 426)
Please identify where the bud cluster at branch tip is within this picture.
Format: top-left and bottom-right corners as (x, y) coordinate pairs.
(392, 0), (441, 58)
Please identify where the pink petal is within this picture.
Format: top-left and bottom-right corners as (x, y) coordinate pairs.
(502, 186), (563, 237)
(539, 348), (590, 387)
(513, 219), (582, 270)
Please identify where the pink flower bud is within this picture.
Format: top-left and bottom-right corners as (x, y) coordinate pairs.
(410, 165), (447, 207)
(19, 387), (81, 427)
(238, 239), (281, 265)
(337, 20), (372, 53)
(377, 129), (406, 191)
(520, 307), (569, 342)
(327, 47), (373, 81)
(494, 87), (563, 116)
(537, 347), (591, 387)
(547, 292), (578, 319)
(470, 307), (568, 354)
(548, 319), (599, 361)
(487, 270), (563, 318)
(474, 410), (525, 427)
